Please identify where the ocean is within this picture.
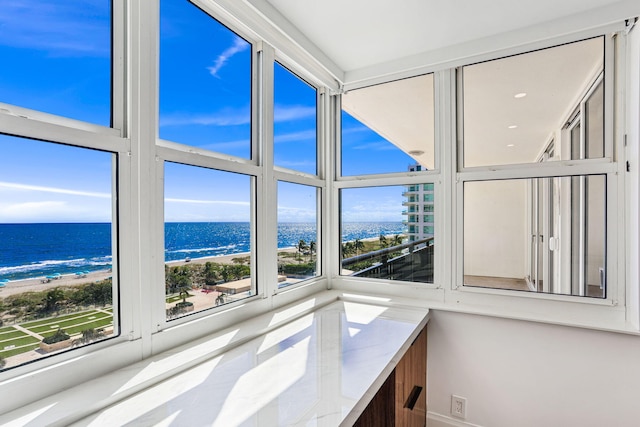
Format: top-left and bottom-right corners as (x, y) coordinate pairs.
(0, 222), (404, 281)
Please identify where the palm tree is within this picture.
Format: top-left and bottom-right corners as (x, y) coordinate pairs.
(354, 238), (365, 255)
(297, 239), (308, 260)
(392, 234), (404, 246)
(341, 242), (351, 258)
(308, 241), (316, 260)
(379, 234), (388, 248)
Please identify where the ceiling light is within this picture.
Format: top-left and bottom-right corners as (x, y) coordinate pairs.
(507, 144), (515, 147)
(508, 125), (518, 129)
(408, 150), (424, 156)
(514, 92), (527, 98)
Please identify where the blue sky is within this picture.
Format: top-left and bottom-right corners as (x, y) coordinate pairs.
(0, 0), (412, 224)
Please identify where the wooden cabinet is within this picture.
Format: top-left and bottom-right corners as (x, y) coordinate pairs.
(354, 327), (427, 427)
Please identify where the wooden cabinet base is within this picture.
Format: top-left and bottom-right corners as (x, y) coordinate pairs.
(354, 327), (427, 427)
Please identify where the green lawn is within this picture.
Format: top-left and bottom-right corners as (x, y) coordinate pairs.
(0, 328), (40, 358)
(166, 293), (193, 304)
(50, 316), (113, 337)
(0, 341), (40, 358)
(0, 328), (28, 341)
(28, 311), (112, 335)
(0, 307), (115, 361)
(21, 308), (110, 328)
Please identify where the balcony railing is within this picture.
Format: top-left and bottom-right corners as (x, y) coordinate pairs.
(341, 238), (434, 283)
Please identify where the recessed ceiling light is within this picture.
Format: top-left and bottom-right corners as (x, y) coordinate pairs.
(514, 92), (527, 98)
(408, 150), (424, 156)
(507, 144), (515, 147)
(508, 125), (518, 129)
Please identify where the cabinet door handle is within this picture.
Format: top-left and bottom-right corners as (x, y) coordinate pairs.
(404, 385), (423, 410)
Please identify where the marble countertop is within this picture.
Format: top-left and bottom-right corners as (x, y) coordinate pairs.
(70, 299), (428, 426)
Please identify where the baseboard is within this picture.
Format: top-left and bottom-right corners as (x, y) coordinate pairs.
(427, 411), (484, 427)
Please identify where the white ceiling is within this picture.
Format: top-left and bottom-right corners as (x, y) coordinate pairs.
(341, 37), (602, 168)
(264, 0), (634, 78)
(257, 0), (636, 167)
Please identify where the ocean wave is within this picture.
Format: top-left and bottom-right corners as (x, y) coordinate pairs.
(0, 256), (112, 276)
(165, 244), (238, 254)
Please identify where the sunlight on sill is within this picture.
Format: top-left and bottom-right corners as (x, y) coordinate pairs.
(268, 298), (317, 327)
(114, 329), (239, 395)
(341, 293), (392, 304)
(344, 301), (388, 325)
(215, 336), (311, 425)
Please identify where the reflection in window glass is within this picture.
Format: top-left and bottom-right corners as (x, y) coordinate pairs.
(462, 37), (604, 167)
(274, 63), (317, 174)
(159, 0), (252, 158)
(164, 163), (254, 320)
(340, 186), (434, 283)
(585, 81), (604, 159)
(277, 182), (319, 287)
(0, 1), (112, 125)
(0, 135), (116, 370)
(341, 74), (434, 176)
(464, 176), (606, 298)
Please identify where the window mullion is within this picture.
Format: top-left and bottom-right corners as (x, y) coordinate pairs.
(257, 42), (278, 298)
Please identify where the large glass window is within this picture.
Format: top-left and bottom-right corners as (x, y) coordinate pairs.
(463, 176), (606, 298)
(340, 186), (434, 283)
(0, 135), (116, 370)
(159, 0), (252, 159)
(274, 63), (317, 175)
(461, 37), (604, 168)
(164, 163), (254, 320)
(460, 37), (611, 299)
(0, 1), (112, 126)
(341, 74), (435, 176)
(277, 182), (319, 287)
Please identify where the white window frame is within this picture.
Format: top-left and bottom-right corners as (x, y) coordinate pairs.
(452, 32), (625, 320)
(0, 0), (133, 385)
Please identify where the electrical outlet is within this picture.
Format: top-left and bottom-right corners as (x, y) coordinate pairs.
(451, 395), (467, 419)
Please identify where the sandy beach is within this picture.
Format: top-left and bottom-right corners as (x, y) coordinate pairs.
(0, 248), (301, 299)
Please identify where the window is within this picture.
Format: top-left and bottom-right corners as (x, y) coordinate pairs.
(460, 37), (612, 299)
(159, 0), (252, 159)
(164, 163), (254, 320)
(277, 181), (319, 287)
(0, 1), (112, 126)
(341, 74), (435, 176)
(340, 186), (434, 283)
(461, 37), (604, 168)
(159, 1), (258, 321)
(463, 176), (606, 297)
(0, 135), (116, 369)
(274, 63), (318, 175)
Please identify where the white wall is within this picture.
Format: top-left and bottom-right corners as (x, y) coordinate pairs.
(463, 180), (527, 278)
(427, 310), (640, 427)
(626, 22), (640, 329)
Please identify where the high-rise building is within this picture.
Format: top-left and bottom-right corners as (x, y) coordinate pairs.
(403, 164), (434, 243)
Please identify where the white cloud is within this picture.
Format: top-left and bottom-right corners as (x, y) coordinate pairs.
(160, 104), (315, 128)
(0, 2), (110, 57)
(274, 105), (316, 122)
(0, 201), (111, 223)
(0, 182), (110, 198)
(159, 107), (251, 127)
(165, 198), (249, 206)
(274, 130), (316, 144)
(207, 37), (249, 77)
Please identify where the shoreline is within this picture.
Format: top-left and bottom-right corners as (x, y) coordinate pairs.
(0, 248), (302, 299)
(0, 236), (401, 299)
